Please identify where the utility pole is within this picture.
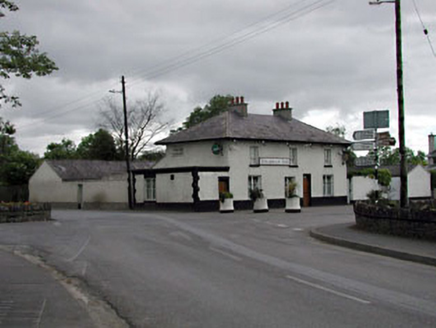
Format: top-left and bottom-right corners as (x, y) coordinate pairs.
(369, 0), (408, 207)
(110, 76), (133, 209)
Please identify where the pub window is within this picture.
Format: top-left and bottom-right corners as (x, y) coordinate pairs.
(324, 148), (332, 166)
(249, 146), (259, 166)
(289, 148), (298, 166)
(323, 175), (334, 196)
(145, 177), (156, 201)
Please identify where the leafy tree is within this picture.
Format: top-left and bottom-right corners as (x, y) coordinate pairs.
(378, 146), (427, 166)
(182, 94), (233, 129)
(0, 0), (58, 108)
(0, 120), (40, 185)
(0, 149), (40, 185)
(326, 124), (355, 167)
(138, 149), (165, 162)
(326, 124), (346, 139)
(76, 129), (119, 160)
(99, 91), (169, 160)
(44, 138), (77, 160)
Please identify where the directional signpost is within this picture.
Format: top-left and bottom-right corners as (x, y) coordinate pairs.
(355, 156), (376, 167)
(352, 141), (375, 151)
(364, 110), (389, 129)
(353, 129), (375, 141)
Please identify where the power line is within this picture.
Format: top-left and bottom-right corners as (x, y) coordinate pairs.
(412, 0), (436, 58)
(16, 0), (335, 131)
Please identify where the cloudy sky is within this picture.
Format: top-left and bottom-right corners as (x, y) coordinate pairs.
(2, 0), (436, 156)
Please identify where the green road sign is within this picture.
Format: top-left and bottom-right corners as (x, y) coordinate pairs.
(364, 110), (389, 129)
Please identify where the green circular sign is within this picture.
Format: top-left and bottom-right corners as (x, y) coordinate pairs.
(211, 143), (222, 155)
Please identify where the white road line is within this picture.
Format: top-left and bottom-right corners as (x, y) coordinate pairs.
(285, 275), (371, 305)
(209, 247), (242, 262)
(276, 224), (289, 228)
(82, 262), (88, 276)
(293, 228), (304, 231)
(67, 236), (91, 262)
(36, 298), (47, 328)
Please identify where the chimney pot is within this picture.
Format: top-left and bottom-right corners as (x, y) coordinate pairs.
(241, 96), (244, 103)
(276, 102), (279, 109)
(285, 101), (289, 108)
(281, 102), (284, 109)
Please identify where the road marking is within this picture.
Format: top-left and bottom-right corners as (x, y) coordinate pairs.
(52, 221), (61, 227)
(285, 275), (371, 305)
(293, 228), (304, 231)
(210, 247), (242, 262)
(67, 235), (91, 262)
(169, 231), (193, 242)
(82, 262), (88, 276)
(276, 224), (289, 228)
(36, 298), (46, 328)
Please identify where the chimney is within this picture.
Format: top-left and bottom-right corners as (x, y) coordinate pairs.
(273, 101), (293, 121)
(229, 96), (248, 117)
(429, 133), (435, 165)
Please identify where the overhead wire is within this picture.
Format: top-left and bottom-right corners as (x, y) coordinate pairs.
(16, 0), (335, 131)
(412, 0), (436, 58)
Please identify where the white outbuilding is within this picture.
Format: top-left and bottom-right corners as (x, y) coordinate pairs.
(29, 160), (152, 209)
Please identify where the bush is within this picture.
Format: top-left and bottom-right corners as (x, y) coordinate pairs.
(249, 188), (264, 202)
(219, 191), (233, 203)
(286, 181), (298, 198)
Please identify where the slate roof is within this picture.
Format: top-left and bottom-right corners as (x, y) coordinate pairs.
(157, 109), (351, 146)
(46, 160), (154, 181)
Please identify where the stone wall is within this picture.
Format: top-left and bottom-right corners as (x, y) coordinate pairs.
(0, 203), (51, 223)
(354, 201), (436, 240)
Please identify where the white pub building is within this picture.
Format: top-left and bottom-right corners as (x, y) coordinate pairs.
(133, 97), (351, 211)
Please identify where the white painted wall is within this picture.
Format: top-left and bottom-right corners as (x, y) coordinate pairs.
(154, 140), (348, 202)
(156, 173), (193, 203)
(227, 141), (347, 200)
(350, 176), (379, 201)
(388, 166), (431, 200)
(155, 142), (229, 169)
(29, 162), (130, 206)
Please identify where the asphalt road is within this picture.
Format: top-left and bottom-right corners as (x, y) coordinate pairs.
(0, 206), (435, 327)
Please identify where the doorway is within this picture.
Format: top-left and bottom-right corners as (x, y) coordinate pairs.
(303, 174), (311, 207)
(77, 184), (83, 209)
(218, 177), (229, 194)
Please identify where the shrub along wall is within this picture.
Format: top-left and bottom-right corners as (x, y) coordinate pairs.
(0, 203), (51, 223)
(354, 201), (436, 240)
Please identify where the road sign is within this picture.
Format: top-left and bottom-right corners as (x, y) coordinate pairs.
(355, 156), (376, 167)
(352, 141), (374, 151)
(377, 131), (390, 140)
(353, 129), (375, 141)
(364, 110), (389, 129)
(377, 137), (396, 147)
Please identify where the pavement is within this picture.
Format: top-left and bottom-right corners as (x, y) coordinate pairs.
(310, 223), (436, 267)
(0, 248), (96, 328)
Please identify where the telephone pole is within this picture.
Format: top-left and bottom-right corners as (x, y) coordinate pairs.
(110, 76), (133, 209)
(370, 0), (408, 207)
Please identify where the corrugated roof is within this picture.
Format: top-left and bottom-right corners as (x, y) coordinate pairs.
(157, 109), (350, 145)
(46, 160), (154, 181)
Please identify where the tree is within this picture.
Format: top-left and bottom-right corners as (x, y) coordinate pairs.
(0, 149), (40, 185)
(326, 124), (346, 139)
(44, 138), (77, 160)
(0, 0), (58, 108)
(0, 120), (40, 185)
(326, 124), (355, 167)
(76, 129), (119, 160)
(99, 91), (169, 160)
(378, 146), (427, 166)
(182, 94), (233, 129)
